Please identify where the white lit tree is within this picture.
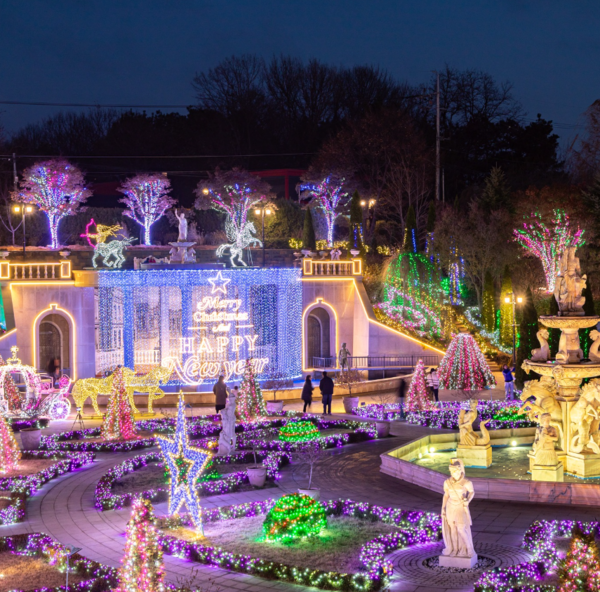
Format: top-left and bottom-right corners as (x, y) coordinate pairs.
(16, 159), (91, 248)
(195, 168), (274, 265)
(118, 173), (176, 246)
(298, 174), (349, 247)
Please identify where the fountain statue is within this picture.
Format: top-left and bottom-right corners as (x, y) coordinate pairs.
(217, 390), (237, 455)
(530, 413), (564, 482)
(439, 459), (477, 569)
(168, 209), (197, 264)
(522, 246), (600, 478)
(456, 399), (491, 468)
(530, 328), (550, 362)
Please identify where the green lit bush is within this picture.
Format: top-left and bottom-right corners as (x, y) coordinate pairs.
(278, 421), (319, 442)
(263, 493), (326, 542)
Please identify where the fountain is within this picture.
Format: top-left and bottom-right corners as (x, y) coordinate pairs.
(522, 246), (600, 478)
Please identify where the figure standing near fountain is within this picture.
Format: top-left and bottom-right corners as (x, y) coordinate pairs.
(440, 459), (476, 567)
(175, 209), (188, 242)
(532, 413), (559, 466)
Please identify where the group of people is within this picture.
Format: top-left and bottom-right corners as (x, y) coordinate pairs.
(301, 371), (334, 414)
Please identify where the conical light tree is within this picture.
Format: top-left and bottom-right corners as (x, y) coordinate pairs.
(438, 333), (496, 391)
(0, 355), (22, 412)
(16, 159), (91, 248)
(558, 528), (600, 592)
(115, 498), (165, 592)
(405, 359), (436, 411)
(0, 415), (20, 474)
(236, 361), (267, 421)
(101, 367), (137, 440)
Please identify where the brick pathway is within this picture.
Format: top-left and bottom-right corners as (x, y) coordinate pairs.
(5, 419), (600, 592)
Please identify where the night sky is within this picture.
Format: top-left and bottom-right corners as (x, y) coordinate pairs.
(1, 0), (599, 145)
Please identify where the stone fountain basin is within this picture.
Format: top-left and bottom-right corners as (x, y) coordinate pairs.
(381, 428), (600, 506)
(539, 315), (599, 329)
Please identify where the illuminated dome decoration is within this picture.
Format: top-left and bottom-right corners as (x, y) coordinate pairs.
(278, 421), (319, 442)
(263, 493), (326, 542)
(377, 252), (445, 338)
(438, 333), (496, 391)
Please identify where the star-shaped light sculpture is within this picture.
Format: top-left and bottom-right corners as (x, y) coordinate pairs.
(157, 393), (212, 533)
(208, 271), (230, 295)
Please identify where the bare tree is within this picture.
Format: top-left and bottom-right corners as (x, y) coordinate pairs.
(0, 180), (22, 245)
(567, 100), (600, 183)
(295, 441), (323, 490)
(263, 373), (293, 401)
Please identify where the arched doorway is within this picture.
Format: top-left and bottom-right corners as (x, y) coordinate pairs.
(39, 321), (62, 373)
(307, 307), (331, 365)
(34, 308), (73, 377)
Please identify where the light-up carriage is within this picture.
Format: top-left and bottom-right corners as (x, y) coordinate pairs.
(0, 347), (72, 420)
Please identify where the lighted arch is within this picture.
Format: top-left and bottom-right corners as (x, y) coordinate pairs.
(302, 298), (339, 371)
(32, 303), (77, 380)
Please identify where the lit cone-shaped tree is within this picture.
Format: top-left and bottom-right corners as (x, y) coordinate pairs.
(438, 333), (496, 392)
(236, 361), (267, 421)
(101, 367), (137, 440)
(0, 415), (20, 474)
(405, 359), (436, 411)
(115, 498), (165, 592)
(0, 355), (22, 412)
(558, 527), (600, 592)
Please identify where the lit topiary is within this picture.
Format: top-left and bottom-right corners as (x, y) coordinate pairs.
(263, 493), (326, 543)
(279, 421), (319, 442)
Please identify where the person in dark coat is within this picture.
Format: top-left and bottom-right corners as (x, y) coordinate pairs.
(301, 375), (314, 413)
(319, 371), (334, 415)
(398, 377), (406, 419)
(213, 375), (228, 413)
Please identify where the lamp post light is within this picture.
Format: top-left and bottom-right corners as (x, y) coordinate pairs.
(254, 205), (272, 267)
(359, 198), (376, 233)
(504, 292), (523, 365)
(12, 204), (34, 255)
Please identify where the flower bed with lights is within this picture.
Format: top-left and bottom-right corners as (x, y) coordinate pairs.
(0, 532), (118, 592)
(278, 421), (320, 442)
(7, 418), (50, 431)
(158, 498), (441, 591)
(353, 403), (404, 421)
(40, 427), (156, 452)
(474, 519), (600, 592)
(95, 449), (290, 511)
(0, 450), (94, 525)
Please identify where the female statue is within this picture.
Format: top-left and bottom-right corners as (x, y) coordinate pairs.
(441, 459), (476, 559)
(532, 413), (559, 466)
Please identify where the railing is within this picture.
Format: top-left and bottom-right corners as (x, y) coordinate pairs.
(311, 354), (441, 370)
(134, 350), (161, 365)
(96, 350), (124, 375)
(302, 258), (362, 277)
(0, 260), (72, 280)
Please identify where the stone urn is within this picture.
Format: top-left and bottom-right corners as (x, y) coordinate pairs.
(247, 465), (267, 487)
(20, 427), (42, 450)
(376, 421), (390, 438)
(343, 396), (359, 414)
(59, 250), (71, 258)
(298, 488), (321, 501)
(266, 400), (284, 414)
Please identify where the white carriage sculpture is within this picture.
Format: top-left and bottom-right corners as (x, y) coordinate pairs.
(0, 347), (72, 420)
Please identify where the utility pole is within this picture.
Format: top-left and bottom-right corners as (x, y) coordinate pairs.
(13, 154), (26, 254)
(435, 71), (441, 201)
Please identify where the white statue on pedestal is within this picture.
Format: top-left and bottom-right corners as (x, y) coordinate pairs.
(218, 391), (237, 455)
(440, 459), (476, 567)
(175, 209), (188, 242)
(532, 413), (559, 466)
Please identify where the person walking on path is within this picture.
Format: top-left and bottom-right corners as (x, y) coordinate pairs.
(213, 375), (228, 413)
(301, 375), (314, 413)
(398, 377), (406, 419)
(502, 364), (515, 400)
(319, 371), (334, 415)
(427, 367), (440, 403)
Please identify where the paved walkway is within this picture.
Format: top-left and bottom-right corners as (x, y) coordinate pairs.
(5, 418), (599, 592)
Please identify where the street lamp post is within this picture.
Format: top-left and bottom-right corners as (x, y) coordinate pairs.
(12, 204), (33, 255)
(504, 292), (523, 365)
(254, 206), (272, 267)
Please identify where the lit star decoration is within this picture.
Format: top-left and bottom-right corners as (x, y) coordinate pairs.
(118, 173), (175, 246)
(298, 175), (349, 247)
(513, 209), (585, 293)
(17, 159), (91, 249)
(157, 394), (212, 532)
(438, 333), (496, 391)
(208, 271), (231, 295)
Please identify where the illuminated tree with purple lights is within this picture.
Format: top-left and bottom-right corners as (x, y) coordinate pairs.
(513, 209), (585, 293)
(16, 159), (91, 248)
(298, 174), (349, 247)
(118, 174), (175, 246)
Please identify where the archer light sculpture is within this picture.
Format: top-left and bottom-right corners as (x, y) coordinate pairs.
(81, 219), (136, 268)
(195, 168), (274, 267)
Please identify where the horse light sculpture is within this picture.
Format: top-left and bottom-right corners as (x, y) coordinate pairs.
(81, 219), (136, 269)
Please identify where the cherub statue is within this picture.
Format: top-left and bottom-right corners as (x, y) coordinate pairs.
(458, 400), (490, 447)
(532, 413), (559, 467)
(338, 343), (351, 370)
(441, 459), (476, 560)
(554, 247), (586, 316)
(330, 248), (342, 261)
(530, 328), (550, 362)
(589, 329), (600, 363)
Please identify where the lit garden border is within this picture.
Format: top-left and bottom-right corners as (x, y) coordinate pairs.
(474, 520), (599, 592)
(0, 450), (94, 525)
(95, 449), (291, 511)
(158, 498), (441, 592)
(0, 532), (118, 592)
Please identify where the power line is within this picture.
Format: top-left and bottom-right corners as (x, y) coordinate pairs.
(0, 152), (314, 159)
(0, 100), (193, 109)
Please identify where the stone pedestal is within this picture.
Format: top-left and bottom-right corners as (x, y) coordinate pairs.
(168, 241), (196, 263)
(528, 450), (566, 472)
(438, 554), (478, 569)
(566, 452), (600, 478)
(456, 444), (492, 468)
(531, 462), (564, 482)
